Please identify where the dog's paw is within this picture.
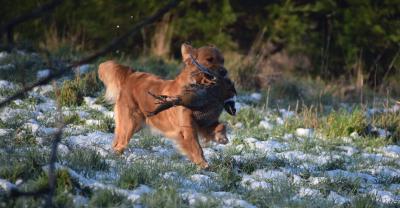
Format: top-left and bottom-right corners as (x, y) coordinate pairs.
(197, 161), (209, 170)
(214, 133), (229, 144)
(112, 145), (125, 155)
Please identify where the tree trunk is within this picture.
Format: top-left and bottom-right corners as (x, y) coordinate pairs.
(150, 13), (174, 58)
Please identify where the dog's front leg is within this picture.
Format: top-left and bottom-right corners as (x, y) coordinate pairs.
(199, 122), (228, 144)
(176, 108), (208, 169)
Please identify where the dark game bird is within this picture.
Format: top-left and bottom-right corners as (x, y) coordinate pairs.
(147, 77), (237, 126)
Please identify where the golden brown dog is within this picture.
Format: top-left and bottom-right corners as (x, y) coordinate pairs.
(98, 44), (231, 168)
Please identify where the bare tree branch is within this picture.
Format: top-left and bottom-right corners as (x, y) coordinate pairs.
(45, 124), (65, 207)
(0, 0), (180, 109)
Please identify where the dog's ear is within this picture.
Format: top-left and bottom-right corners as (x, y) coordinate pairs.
(181, 43), (194, 63)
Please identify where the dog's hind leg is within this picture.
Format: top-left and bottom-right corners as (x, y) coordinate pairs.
(112, 99), (143, 154)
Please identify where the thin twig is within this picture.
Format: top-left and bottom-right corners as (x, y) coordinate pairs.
(0, 0), (180, 109)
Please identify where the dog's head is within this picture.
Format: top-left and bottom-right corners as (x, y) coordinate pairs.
(181, 43), (228, 80)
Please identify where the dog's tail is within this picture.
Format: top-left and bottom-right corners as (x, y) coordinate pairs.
(98, 60), (133, 103)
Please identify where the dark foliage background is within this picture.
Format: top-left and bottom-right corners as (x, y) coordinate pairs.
(1, 0), (399, 93)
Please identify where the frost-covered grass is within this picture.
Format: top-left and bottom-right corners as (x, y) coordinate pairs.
(1, 52), (400, 207)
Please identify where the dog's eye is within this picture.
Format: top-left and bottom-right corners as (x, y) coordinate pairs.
(206, 57), (214, 62)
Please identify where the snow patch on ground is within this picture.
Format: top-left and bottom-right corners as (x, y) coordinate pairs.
(379, 145), (400, 158)
(0, 179), (17, 194)
(66, 131), (113, 156)
(327, 191), (350, 205)
(36, 69), (50, 79)
(0, 80), (16, 89)
(370, 189), (400, 204)
(295, 128), (314, 138)
(326, 169), (377, 184)
(244, 137), (288, 153)
(211, 192), (256, 208)
(259, 120), (273, 130)
(297, 187), (322, 198)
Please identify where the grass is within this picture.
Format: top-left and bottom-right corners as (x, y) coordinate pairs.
(320, 108), (368, 139)
(243, 180), (335, 208)
(1, 169), (76, 208)
(372, 111), (400, 143)
(86, 116), (115, 133)
(208, 148), (242, 192)
(0, 148), (49, 182)
(322, 177), (362, 196)
(64, 148), (109, 176)
(141, 185), (187, 208)
(13, 127), (37, 146)
(56, 70), (102, 107)
(0, 51), (46, 84)
(231, 126), (270, 142)
(63, 113), (84, 125)
(223, 107), (264, 128)
(89, 189), (127, 207)
(134, 128), (165, 150)
(351, 194), (380, 208)
(117, 158), (197, 190)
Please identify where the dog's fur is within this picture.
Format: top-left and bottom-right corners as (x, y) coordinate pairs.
(98, 44), (230, 168)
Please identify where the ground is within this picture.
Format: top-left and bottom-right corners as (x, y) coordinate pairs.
(0, 53), (400, 207)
